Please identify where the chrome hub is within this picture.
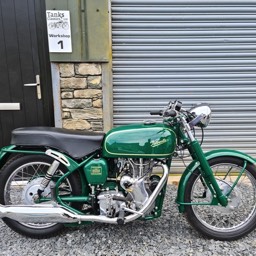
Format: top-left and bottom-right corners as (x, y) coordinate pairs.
(22, 178), (54, 204)
(207, 180), (241, 213)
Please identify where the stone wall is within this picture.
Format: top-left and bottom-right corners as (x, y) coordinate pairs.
(59, 63), (103, 132)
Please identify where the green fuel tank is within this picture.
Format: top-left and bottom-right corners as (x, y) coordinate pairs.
(102, 123), (176, 158)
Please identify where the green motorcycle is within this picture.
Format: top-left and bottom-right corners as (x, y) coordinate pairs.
(0, 100), (256, 240)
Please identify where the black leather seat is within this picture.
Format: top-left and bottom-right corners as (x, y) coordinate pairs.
(11, 127), (105, 159)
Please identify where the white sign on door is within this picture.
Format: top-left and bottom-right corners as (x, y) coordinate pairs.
(46, 10), (72, 53)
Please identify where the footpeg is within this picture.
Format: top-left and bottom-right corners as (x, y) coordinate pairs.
(117, 209), (125, 225)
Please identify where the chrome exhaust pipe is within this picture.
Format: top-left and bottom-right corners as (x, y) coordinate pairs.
(0, 204), (79, 223)
(0, 165), (169, 224)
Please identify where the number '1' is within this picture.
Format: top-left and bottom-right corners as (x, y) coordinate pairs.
(58, 40), (63, 49)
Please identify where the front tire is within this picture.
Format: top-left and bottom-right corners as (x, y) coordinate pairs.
(185, 157), (256, 241)
(0, 154), (82, 238)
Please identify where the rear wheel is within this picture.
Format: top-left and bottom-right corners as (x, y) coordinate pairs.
(185, 157), (256, 240)
(0, 154), (82, 238)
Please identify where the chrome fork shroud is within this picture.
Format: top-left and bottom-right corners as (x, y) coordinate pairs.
(0, 164), (169, 224)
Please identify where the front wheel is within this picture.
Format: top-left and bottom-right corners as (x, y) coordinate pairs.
(185, 157), (256, 241)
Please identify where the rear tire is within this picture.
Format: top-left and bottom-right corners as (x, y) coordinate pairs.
(185, 157), (256, 240)
(0, 154), (82, 238)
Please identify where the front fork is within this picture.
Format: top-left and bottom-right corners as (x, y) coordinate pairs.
(181, 116), (228, 206)
(188, 140), (228, 207)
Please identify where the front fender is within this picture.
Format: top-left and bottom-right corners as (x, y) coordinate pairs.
(176, 149), (256, 213)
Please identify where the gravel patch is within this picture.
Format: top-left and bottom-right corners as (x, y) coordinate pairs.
(0, 185), (256, 256)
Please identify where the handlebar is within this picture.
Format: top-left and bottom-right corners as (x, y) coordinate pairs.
(150, 100), (182, 118)
(150, 100), (204, 128)
(164, 109), (177, 117)
(150, 110), (163, 116)
(150, 109), (177, 117)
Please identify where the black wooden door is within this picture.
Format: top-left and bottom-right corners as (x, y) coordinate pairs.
(0, 0), (54, 146)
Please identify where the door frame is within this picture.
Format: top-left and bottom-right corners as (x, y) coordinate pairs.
(35, 0), (54, 126)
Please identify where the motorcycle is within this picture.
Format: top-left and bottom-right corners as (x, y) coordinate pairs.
(0, 100), (256, 241)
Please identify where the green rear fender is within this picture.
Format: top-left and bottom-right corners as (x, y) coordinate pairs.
(176, 149), (256, 213)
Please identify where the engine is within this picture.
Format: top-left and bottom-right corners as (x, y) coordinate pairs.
(97, 190), (125, 217)
(97, 158), (161, 218)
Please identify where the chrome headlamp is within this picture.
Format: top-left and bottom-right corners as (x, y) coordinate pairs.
(189, 104), (212, 128)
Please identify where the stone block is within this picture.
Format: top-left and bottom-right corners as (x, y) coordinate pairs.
(62, 111), (71, 119)
(70, 108), (103, 119)
(93, 99), (102, 108)
(62, 99), (92, 109)
(59, 64), (75, 77)
(74, 89), (102, 99)
(91, 121), (103, 131)
(63, 119), (91, 130)
(60, 77), (87, 89)
(75, 63), (101, 76)
(88, 76), (102, 89)
(61, 91), (73, 99)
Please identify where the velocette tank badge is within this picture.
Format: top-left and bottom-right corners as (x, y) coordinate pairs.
(150, 138), (167, 148)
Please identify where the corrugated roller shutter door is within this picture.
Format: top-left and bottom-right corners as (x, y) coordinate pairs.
(111, 0), (256, 168)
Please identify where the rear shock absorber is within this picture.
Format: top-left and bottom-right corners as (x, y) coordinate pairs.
(37, 160), (60, 197)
